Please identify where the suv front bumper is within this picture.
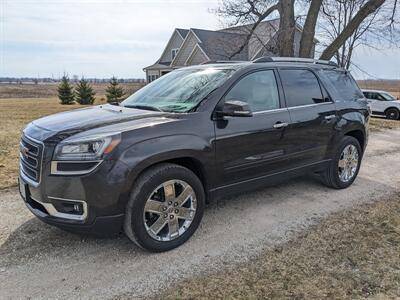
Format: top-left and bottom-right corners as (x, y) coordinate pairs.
(19, 168), (126, 236)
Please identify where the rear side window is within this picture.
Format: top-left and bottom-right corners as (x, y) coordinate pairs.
(279, 69), (324, 107)
(322, 70), (363, 101)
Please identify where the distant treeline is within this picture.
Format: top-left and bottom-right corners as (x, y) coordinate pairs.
(0, 77), (146, 84)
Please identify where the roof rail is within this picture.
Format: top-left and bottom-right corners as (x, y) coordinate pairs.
(253, 56), (338, 67)
(201, 60), (246, 65)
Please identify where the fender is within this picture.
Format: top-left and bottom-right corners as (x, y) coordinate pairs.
(333, 108), (368, 151)
(118, 134), (215, 193)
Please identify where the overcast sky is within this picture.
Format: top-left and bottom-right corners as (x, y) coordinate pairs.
(1, 0), (400, 79)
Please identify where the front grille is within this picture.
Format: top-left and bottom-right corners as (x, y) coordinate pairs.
(20, 135), (44, 183)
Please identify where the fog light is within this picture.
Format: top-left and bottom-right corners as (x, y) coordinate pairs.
(52, 200), (84, 215)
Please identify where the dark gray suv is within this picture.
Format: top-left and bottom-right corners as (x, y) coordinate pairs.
(19, 57), (369, 252)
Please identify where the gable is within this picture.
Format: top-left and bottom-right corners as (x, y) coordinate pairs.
(185, 45), (208, 66)
(171, 31), (202, 67)
(159, 30), (185, 63)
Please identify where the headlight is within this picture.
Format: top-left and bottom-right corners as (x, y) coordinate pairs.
(53, 133), (121, 161)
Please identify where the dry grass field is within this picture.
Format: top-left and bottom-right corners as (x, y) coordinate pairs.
(159, 194), (400, 299)
(0, 82), (144, 190)
(358, 79), (400, 96)
(0, 82), (144, 99)
(0, 98), (95, 189)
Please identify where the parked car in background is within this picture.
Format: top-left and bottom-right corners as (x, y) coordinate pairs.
(19, 57), (369, 252)
(362, 89), (400, 120)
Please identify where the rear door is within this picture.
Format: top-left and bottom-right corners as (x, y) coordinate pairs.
(214, 69), (291, 187)
(278, 68), (337, 167)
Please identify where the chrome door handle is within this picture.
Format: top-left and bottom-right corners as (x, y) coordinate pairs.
(324, 115), (336, 120)
(273, 122), (289, 129)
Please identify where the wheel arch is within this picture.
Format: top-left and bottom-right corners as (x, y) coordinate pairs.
(344, 129), (365, 152)
(124, 153), (210, 203)
(384, 106), (400, 117)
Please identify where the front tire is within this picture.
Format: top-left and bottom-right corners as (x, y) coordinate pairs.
(386, 108), (400, 120)
(124, 163), (205, 252)
(321, 136), (362, 189)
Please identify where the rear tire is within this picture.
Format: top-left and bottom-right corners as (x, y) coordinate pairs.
(321, 136), (362, 189)
(124, 163), (205, 252)
(386, 108), (400, 120)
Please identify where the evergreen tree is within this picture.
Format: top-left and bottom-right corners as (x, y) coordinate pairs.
(75, 77), (96, 105)
(106, 76), (125, 103)
(57, 75), (75, 105)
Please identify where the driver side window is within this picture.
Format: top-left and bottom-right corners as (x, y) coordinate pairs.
(376, 93), (386, 101)
(225, 70), (280, 112)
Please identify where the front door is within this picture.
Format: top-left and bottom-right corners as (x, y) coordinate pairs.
(278, 68), (337, 167)
(214, 69), (291, 187)
(365, 92), (388, 114)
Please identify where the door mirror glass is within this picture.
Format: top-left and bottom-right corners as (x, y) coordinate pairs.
(218, 100), (253, 117)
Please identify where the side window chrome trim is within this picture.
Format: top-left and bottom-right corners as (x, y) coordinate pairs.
(253, 107), (289, 115)
(287, 102), (334, 110)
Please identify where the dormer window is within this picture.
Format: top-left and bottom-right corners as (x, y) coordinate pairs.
(171, 48), (179, 60)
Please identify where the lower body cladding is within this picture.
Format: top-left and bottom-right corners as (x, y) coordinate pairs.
(18, 160), (131, 236)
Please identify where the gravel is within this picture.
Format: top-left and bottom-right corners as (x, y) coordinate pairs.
(1, 129), (400, 299)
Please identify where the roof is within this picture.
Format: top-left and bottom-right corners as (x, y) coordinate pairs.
(143, 61), (171, 70)
(361, 89), (392, 93)
(176, 28), (189, 39)
(191, 28), (249, 61)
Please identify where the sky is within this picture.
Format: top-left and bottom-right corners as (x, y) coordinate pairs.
(1, 0), (400, 79)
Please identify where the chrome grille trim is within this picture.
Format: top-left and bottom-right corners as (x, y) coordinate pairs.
(19, 135), (44, 185)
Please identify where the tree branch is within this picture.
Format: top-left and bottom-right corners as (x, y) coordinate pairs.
(320, 0), (386, 60)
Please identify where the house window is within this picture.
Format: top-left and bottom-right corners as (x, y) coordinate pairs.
(171, 48), (179, 60)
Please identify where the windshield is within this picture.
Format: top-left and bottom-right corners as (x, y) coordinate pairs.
(122, 68), (235, 112)
(381, 92), (396, 101)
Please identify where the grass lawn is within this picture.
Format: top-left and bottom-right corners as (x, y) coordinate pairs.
(159, 194), (400, 299)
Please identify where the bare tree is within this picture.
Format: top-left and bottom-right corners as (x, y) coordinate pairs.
(216, 0), (398, 62)
(319, 0), (399, 67)
(299, 0), (323, 57)
(319, 0), (379, 68)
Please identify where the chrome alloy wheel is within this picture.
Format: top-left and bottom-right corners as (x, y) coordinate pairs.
(338, 144), (359, 183)
(143, 180), (197, 242)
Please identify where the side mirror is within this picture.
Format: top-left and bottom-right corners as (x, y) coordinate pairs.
(217, 100), (253, 117)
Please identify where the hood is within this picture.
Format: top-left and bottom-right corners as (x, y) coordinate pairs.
(27, 104), (175, 141)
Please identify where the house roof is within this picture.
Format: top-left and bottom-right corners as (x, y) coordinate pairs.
(176, 28), (189, 39)
(143, 61), (171, 71)
(191, 28), (249, 61)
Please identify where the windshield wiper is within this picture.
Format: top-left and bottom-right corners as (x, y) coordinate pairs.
(123, 104), (164, 112)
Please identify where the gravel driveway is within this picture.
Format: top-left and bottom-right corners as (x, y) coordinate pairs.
(1, 129), (400, 299)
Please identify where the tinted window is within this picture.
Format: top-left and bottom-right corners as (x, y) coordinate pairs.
(323, 70), (363, 101)
(225, 70), (280, 112)
(364, 92), (383, 101)
(381, 92), (396, 101)
(279, 69), (324, 107)
(376, 93), (387, 101)
(363, 92), (371, 98)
